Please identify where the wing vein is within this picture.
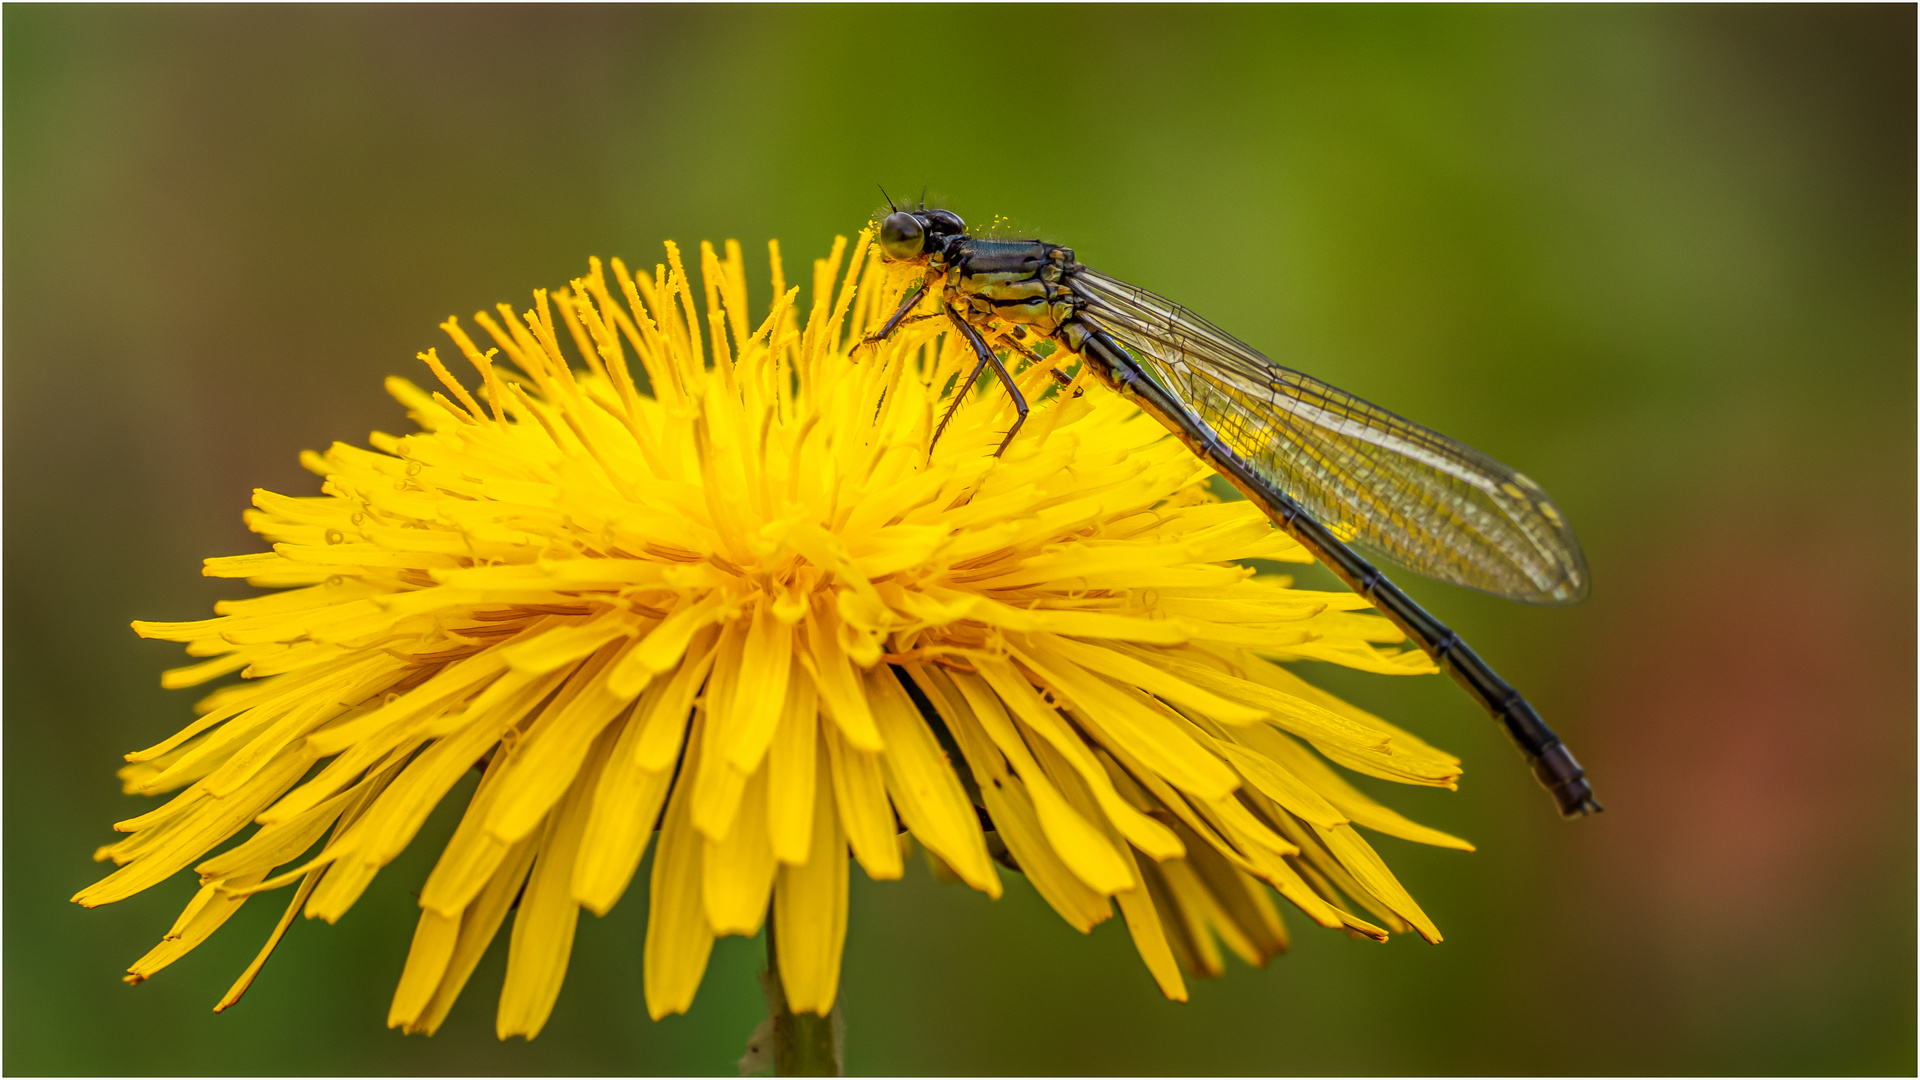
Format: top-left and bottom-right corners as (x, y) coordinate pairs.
(1067, 265), (1588, 604)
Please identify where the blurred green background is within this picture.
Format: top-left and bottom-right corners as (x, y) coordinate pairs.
(6, 5), (1913, 1075)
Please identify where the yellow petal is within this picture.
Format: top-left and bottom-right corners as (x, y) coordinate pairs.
(937, 590), (1193, 644)
(300, 651), (510, 761)
(932, 689), (1113, 931)
(1145, 858), (1224, 978)
(766, 678), (820, 866)
(388, 908), (459, 1030)
(720, 601), (793, 774)
(821, 721), (901, 881)
(1179, 838), (1289, 966)
(643, 726), (715, 1020)
(216, 867), (325, 1013)
(486, 643), (635, 844)
(1112, 847), (1188, 1002)
(630, 627), (718, 770)
(702, 764), (777, 937)
(1212, 739), (1348, 830)
(1014, 645), (1238, 800)
(804, 605), (882, 751)
(988, 769), (1114, 932)
(865, 668), (998, 898)
(772, 768), (850, 1014)
(336, 666), (574, 886)
(502, 615), (633, 675)
(1109, 642), (1389, 748)
(1240, 725), (1473, 851)
(1039, 635), (1267, 724)
(497, 728), (610, 1039)
(691, 624), (751, 841)
(1315, 824), (1442, 944)
(635, 593), (725, 674)
(910, 665), (1132, 896)
(122, 869), (267, 983)
(968, 660), (1183, 861)
(194, 783), (356, 882)
(72, 744), (310, 909)
(418, 750), (517, 918)
(407, 831), (540, 1035)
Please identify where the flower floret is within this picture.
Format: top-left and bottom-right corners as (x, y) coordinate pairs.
(87, 231), (1468, 1035)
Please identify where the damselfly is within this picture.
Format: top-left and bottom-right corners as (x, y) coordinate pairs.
(862, 204), (1600, 818)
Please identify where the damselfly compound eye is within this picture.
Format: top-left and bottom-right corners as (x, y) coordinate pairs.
(924, 209), (966, 237)
(879, 211), (924, 260)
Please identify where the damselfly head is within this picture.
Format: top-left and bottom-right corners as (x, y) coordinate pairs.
(879, 207), (967, 262)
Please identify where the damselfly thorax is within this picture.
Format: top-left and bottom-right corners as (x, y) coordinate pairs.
(863, 204), (1601, 819)
(932, 238), (1081, 338)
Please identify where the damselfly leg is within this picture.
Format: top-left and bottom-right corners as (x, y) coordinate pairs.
(854, 284), (936, 354)
(935, 303), (1027, 457)
(862, 281), (1044, 457)
(1001, 335), (1079, 391)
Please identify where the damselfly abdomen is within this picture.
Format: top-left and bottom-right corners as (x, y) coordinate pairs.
(865, 205), (1600, 819)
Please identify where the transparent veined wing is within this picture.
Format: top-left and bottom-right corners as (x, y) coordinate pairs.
(1068, 265), (1589, 604)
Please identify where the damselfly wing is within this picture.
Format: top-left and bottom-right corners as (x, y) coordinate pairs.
(1066, 267), (1589, 606)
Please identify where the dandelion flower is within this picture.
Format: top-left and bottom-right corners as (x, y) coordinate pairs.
(82, 228), (1474, 1042)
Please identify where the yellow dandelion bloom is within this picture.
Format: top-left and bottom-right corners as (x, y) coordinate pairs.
(82, 227), (1473, 1041)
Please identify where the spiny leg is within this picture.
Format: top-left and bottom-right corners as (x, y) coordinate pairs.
(942, 304), (1028, 458)
(984, 349), (1031, 456)
(853, 283), (932, 355)
(929, 348), (990, 454)
(1002, 336), (1079, 393)
(864, 312), (941, 352)
(1002, 335), (1050, 374)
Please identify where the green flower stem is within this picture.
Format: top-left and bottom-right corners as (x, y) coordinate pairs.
(763, 916), (842, 1077)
